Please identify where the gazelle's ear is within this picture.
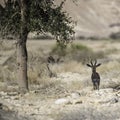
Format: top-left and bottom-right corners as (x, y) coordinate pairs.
(96, 63), (101, 67)
(86, 64), (92, 67)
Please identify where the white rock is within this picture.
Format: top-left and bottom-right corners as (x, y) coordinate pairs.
(0, 91), (7, 96)
(55, 98), (71, 105)
(71, 92), (80, 99)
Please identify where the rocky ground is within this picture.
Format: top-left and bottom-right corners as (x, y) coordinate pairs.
(0, 74), (120, 120)
(0, 40), (120, 120)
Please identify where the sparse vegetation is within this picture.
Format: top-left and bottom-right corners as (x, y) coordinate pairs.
(0, 41), (120, 89)
(0, 39), (120, 120)
(50, 43), (105, 63)
(50, 42), (67, 57)
(0, 39), (120, 91)
(0, 40), (14, 51)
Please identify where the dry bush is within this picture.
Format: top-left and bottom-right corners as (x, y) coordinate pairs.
(105, 48), (119, 55)
(0, 53), (17, 85)
(27, 53), (92, 92)
(0, 40), (14, 51)
(29, 78), (68, 98)
(0, 40), (16, 84)
(28, 51), (60, 84)
(0, 67), (16, 84)
(56, 61), (86, 73)
(28, 63), (49, 84)
(99, 60), (120, 74)
(65, 79), (91, 91)
(97, 60), (120, 88)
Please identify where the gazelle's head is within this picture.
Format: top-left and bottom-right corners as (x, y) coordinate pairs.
(87, 59), (101, 73)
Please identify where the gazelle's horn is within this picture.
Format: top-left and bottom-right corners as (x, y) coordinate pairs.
(94, 59), (97, 66)
(90, 59), (93, 66)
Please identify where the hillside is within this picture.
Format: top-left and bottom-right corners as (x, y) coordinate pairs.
(55, 0), (120, 39)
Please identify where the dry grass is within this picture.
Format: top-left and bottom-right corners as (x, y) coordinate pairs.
(0, 40), (15, 51)
(0, 39), (120, 92)
(98, 60), (120, 88)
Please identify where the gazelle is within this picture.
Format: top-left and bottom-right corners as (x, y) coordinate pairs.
(87, 59), (101, 90)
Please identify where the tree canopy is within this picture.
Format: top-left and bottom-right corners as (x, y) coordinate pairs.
(0, 0), (75, 43)
(0, 0), (75, 91)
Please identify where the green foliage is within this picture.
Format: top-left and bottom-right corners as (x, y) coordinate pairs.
(0, 0), (75, 42)
(51, 43), (104, 63)
(70, 44), (89, 51)
(51, 43), (91, 57)
(51, 42), (67, 56)
(0, 0), (21, 36)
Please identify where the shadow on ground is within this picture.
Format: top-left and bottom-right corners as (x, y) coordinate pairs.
(0, 108), (30, 120)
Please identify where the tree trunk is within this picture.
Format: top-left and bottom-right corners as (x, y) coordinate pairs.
(17, 38), (28, 92)
(17, 0), (29, 92)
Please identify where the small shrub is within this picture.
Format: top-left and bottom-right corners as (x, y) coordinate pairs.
(105, 48), (118, 55)
(0, 40), (14, 51)
(70, 43), (89, 51)
(50, 43), (105, 63)
(110, 32), (120, 39)
(51, 42), (67, 56)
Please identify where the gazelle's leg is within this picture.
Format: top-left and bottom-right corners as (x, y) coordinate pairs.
(92, 84), (95, 90)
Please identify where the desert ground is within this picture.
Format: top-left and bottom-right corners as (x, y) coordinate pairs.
(0, 39), (120, 120)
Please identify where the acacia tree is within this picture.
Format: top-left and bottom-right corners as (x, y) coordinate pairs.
(0, 0), (74, 92)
